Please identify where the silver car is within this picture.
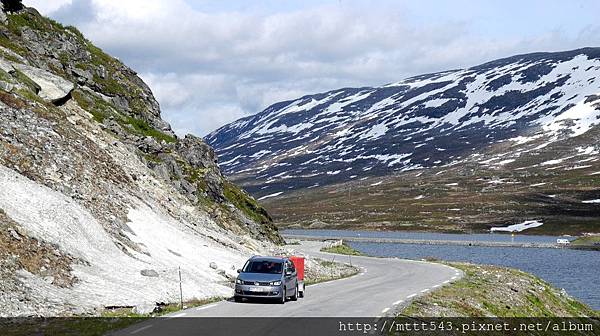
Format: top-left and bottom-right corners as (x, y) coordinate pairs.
(234, 256), (299, 304)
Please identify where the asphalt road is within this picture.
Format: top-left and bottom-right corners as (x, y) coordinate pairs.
(114, 241), (462, 335)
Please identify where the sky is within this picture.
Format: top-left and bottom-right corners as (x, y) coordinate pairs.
(24, 0), (600, 137)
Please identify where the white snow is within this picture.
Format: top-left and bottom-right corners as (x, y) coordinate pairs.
(257, 192), (284, 201)
(543, 99), (600, 137)
(530, 183), (547, 187)
(541, 158), (566, 166)
(0, 166), (247, 310)
(490, 220), (544, 232)
(361, 122), (388, 140)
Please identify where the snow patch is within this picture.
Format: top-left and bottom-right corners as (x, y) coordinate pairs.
(257, 192), (284, 201)
(490, 220), (544, 232)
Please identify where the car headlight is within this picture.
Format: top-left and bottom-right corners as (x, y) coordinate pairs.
(270, 281), (281, 286)
(236, 279), (243, 284)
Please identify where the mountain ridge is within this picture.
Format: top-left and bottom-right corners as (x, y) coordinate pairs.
(207, 46), (600, 234)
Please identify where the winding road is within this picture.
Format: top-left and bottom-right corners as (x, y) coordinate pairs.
(114, 241), (462, 335)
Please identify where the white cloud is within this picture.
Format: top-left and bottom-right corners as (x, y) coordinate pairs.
(24, 0), (600, 136)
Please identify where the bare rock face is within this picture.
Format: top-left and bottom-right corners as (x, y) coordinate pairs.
(13, 63), (74, 103)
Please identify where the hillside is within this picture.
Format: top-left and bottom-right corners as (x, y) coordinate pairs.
(207, 48), (600, 235)
(0, 4), (282, 316)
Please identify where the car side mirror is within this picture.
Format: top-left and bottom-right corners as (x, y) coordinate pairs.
(237, 269), (242, 273)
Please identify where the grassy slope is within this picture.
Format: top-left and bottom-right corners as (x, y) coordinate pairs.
(402, 262), (598, 317)
(320, 242), (365, 256)
(571, 235), (600, 246)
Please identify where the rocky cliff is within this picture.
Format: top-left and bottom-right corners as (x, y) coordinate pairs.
(0, 5), (281, 316)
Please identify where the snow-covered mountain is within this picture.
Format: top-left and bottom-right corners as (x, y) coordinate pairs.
(206, 48), (600, 197)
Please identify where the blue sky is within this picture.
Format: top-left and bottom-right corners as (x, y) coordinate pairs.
(25, 0), (600, 136)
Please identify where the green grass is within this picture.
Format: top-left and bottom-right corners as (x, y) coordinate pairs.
(13, 70), (40, 93)
(0, 34), (28, 55)
(2, 297), (226, 336)
(71, 90), (114, 123)
(72, 89), (177, 143)
(401, 262), (599, 317)
(0, 69), (14, 83)
(6, 12), (50, 35)
(320, 242), (365, 256)
(223, 181), (272, 224)
(571, 235), (600, 246)
(122, 116), (176, 143)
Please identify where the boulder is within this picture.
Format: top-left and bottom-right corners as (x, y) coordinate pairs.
(140, 269), (159, 277)
(132, 303), (158, 315)
(209, 262), (218, 270)
(8, 228), (21, 241)
(0, 57), (14, 73)
(12, 64), (74, 104)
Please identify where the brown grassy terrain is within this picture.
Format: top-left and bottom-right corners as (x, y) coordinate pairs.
(260, 129), (600, 236)
(0, 209), (80, 287)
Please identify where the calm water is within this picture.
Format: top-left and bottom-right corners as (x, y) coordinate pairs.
(284, 229), (600, 310)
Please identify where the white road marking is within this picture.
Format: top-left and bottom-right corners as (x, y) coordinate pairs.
(420, 289), (429, 293)
(407, 294), (417, 299)
(432, 285), (440, 288)
(197, 304), (218, 311)
(443, 280), (450, 284)
(167, 312), (187, 319)
(381, 308), (390, 314)
(393, 300), (404, 305)
(131, 325), (153, 334)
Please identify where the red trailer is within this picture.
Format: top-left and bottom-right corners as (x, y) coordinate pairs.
(289, 256), (305, 298)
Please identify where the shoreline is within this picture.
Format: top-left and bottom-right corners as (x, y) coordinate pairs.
(283, 234), (593, 250)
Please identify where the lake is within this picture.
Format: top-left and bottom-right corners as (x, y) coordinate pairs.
(284, 229), (600, 310)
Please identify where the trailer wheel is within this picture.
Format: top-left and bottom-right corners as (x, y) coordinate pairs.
(299, 290), (304, 298)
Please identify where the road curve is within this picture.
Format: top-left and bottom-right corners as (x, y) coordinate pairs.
(114, 241), (462, 335)
(182, 241), (460, 317)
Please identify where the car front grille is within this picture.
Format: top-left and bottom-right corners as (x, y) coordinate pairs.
(242, 291), (278, 296)
(242, 291), (267, 296)
(243, 280), (272, 286)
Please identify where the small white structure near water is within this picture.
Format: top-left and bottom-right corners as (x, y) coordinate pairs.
(556, 238), (571, 245)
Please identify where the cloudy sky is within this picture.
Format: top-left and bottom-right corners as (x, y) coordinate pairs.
(24, 0), (600, 137)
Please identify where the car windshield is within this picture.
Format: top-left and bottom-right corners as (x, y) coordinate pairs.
(242, 260), (283, 274)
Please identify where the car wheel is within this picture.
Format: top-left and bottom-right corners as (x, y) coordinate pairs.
(278, 287), (286, 304)
(234, 296), (242, 303)
(290, 285), (298, 301)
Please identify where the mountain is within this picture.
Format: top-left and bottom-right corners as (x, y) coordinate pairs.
(206, 48), (600, 235)
(0, 5), (282, 316)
